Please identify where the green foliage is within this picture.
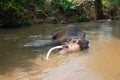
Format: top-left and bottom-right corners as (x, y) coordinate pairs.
(51, 0), (82, 21)
(77, 14), (90, 22)
(0, 1), (28, 27)
(0, 0), (46, 28)
(1, 0), (119, 27)
(102, 0), (120, 19)
(33, 0), (47, 18)
(50, 0), (72, 15)
(102, 0), (120, 10)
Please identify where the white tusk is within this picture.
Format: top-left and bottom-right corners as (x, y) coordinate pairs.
(46, 46), (63, 60)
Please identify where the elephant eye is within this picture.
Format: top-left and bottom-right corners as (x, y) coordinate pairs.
(67, 38), (72, 42)
(65, 46), (69, 48)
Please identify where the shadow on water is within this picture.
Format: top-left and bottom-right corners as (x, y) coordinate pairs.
(0, 20), (120, 80)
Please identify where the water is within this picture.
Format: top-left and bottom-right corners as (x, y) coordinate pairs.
(0, 20), (120, 80)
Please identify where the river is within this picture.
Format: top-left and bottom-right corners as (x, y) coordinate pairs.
(0, 20), (120, 80)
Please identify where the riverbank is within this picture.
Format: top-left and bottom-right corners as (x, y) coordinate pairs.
(0, 0), (120, 28)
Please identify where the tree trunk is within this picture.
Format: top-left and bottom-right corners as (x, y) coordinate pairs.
(95, 0), (105, 20)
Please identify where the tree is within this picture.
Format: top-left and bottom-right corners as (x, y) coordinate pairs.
(95, 0), (105, 20)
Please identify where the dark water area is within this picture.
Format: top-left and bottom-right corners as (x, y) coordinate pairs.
(0, 20), (120, 80)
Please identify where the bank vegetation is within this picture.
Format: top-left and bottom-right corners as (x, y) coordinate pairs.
(0, 0), (120, 28)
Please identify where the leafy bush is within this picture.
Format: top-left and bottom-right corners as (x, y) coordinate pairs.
(77, 14), (90, 22)
(0, 0), (46, 28)
(102, 0), (120, 10)
(50, 0), (81, 20)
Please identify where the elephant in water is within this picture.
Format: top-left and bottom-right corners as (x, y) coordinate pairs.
(45, 25), (89, 60)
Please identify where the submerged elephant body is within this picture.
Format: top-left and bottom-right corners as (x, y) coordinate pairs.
(45, 25), (89, 54)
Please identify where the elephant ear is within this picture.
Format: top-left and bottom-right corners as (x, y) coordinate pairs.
(52, 32), (60, 40)
(78, 31), (86, 37)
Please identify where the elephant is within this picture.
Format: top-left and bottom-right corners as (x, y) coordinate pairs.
(45, 25), (89, 60)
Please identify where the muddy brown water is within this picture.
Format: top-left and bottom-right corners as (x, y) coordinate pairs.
(0, 20), (120, 80)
